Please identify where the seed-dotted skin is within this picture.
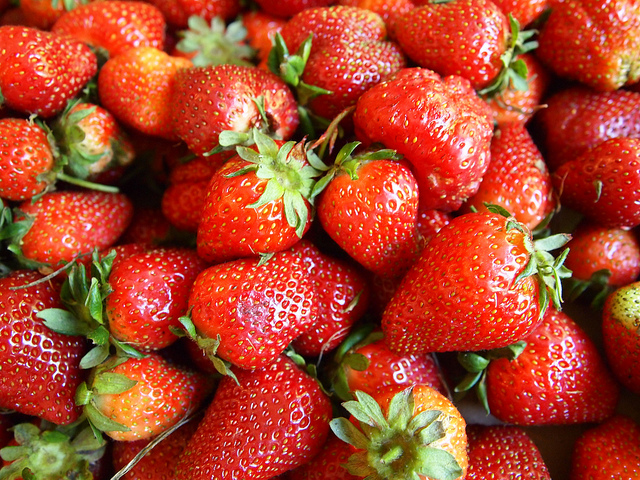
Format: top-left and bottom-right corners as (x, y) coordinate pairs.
(0, 270), (86, 425)
(174, 356), (333, 480)
(382, 210), (539, 354)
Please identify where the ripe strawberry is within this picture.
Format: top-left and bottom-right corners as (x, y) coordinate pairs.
(485, 307), (620, 425)
(185, 248), (317, 372)
(9, 190), (133, 268)
(106, 247), (207, 352)
(171, 63), (299, 156)
(602, 281), (640, 395)
(461, 122), (556, 230)
(98, 46), (193, 141)
(314, 143), (422, 278)
(382, 206), (570, 354)
(17, 0), (83, 30)
(254, 0), (336, 18)
(330, 385), (468, 479)
(76, 353), (211, 441)
(466, 425), (551, 479)
(119, 206), (173, 245)
(570, 415), (640, 479)
(536, 0), (640, 91)
(290, 239), (371, 357)
(174, 0), (240, 27)
(552, 137), (640, 229)
(353, 67), (494, 211)
(533, 86), (640, 171)
(241, 9), (286, 65)
(51, 1), (166, 59)
(174, 355), (333, 479)
(196, 131), (323, 263)
(336, 0), (416, 40)
(0, 117), (55, 201)
(283, 433), (360, 480)
(489, 0), (548, 27)
(0, 26), (97, 118)
(0, 270), (86, 425)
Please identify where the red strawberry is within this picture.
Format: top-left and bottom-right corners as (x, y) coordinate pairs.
(0, 26), (97, 118)
(336, 0), (416, 40)
(552, 137), (640, 229)
(185, 249), (317, 371)
(283, 433), (360, 480)
(106, 247), (207, 352)
(489, 0), (548, 27)
(10, 190), (133, 268)
(533, 86), (640, 171)
(570, 415), (640, 479)
(0, 270), (86, 425)
(17, 0), (83, 30)
(174, 355), (333, 479)
(254, 0), (336, 18)
(382, 206), (570, 354)
(119, 206), (173, 246)
(536, 0), (640, 91)
(171, 63), (299, 156)
(466, 425), (551, 479)
(353, 67), (494, 211)
(51, 1), (166, 59)
(602, 281), (640, 395)
(461, 121), (556, 230)
(98, 46), (193, 140)
(241, 9), (286, 64)
(485, 307), (620, 425)
(76, 353), (211, 441)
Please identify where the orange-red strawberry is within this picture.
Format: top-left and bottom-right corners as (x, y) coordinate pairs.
(98, 46), (193, 140)
(51, 1), (166, 59)
(489, 0), (548, 27)
(17, 0), (83, 30)
(0, 26), (97, 118)
(336, 0), (416, 40)
(241, 9), (286, 64)
(254, 0), (336, 18)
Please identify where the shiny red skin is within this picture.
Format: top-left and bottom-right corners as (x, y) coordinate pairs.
(336, 0), (416, 40)
(187, 250), (317, 370)
(0, 26), (97, 118)
(254, 0), (336, 18)
(284, 434), (360, 480)
(486, 308), (620, 426)
(552, 137), (640, 229)
(353, 68), (494, 212)
(174, 356), (333, 480)
(0, 270), (86, 425)
(382, 210), (540, 354)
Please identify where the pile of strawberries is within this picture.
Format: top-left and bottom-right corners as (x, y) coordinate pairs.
(1, 0), (639, 478)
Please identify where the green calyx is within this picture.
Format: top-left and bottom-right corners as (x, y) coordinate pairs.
(0, 422), (106, 480)
(176, 15), (255, 67)
(330, 388), (462, 480)
(477, 14), (538, 98)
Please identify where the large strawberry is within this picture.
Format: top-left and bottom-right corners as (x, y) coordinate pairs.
(0, 270), (86, 425)
(353, 67), (494, 211)
(0, 26), (97, 118)
(174, 355), (333, 480)
(382, 206), (570, 354)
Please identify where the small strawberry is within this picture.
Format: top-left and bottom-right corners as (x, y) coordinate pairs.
(0, 26), (97, 118)
(241, 9), (286, 64)
(174, 355), (333, 480)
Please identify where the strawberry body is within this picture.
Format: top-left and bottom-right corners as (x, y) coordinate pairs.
(353, 68), (493, 211)
(0, 26), (97, 118)
(0, 270), (86, 425)
(174, 355), (332, 480)
(284, 433), (360, 480)
(486, 307), (620, 425)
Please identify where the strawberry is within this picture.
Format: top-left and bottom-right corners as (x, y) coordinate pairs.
(171, 63), (299, 156)
(336, 0), (416, 40)
(465, 425), (551, 479)
(241, 9), (286, 65)
(17, 0), (83, 30)
(533, 86), (640, 171)
(98, 46), (193, 141)
(289, 239), (371, 357)
(51, 1), (166, 59)
(119, 206), (173, 246)
(353, 67), (494, 212)
(536, 0), (640, 91)
(570, 415), (640, 479)
(254, 0), (336, 18)
(75, 353), (211, 441)
(0, 26), (97, 118)
(106, 247), (207, 352)
(173, 0), (240, 27)
(183, 249), (317, 372)
(0, 270), (86, 425)
(552, 137), (640, 229)
(489, 0), (548, 27)
(283, 433), (360, 480)
(382, 206), (570, 354)
(330, 385), (468, 479)
(174, 355), (333, 479)
(602, 281), (640, 395)
(314, 143), (422, 278)
(485, 307), (620, 425)
(460, 122), (556, 230)
(196, 131), (323, 263)
(8, 190), (133, 268)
